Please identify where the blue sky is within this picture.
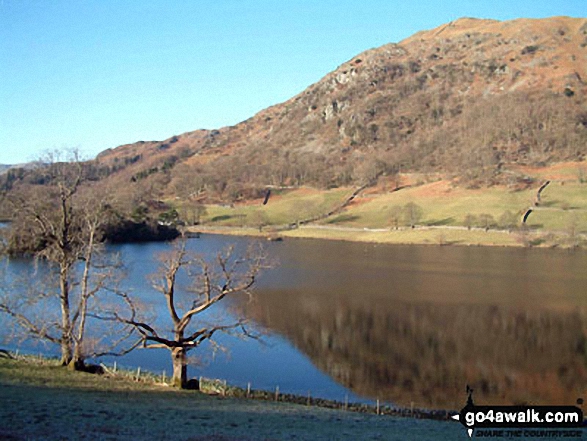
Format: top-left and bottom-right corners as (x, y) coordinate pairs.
(0, 1), (584, 164)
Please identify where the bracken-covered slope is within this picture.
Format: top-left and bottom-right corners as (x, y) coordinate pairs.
(77, 17), (587, 197)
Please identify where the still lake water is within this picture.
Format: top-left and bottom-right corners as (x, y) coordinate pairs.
(2, 233), (586, 409)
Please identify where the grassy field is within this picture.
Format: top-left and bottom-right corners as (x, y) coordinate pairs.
(0, 356), (461, 441)
(322, 182), (535, 229)
(281, 226), (522, 247)
(200, 187), (356, 227)
(322, 181), (587, 232)
(186, 164), (587, 247)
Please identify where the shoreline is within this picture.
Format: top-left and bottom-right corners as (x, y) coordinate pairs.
(0, 354), (463, 440)
(0, 353), (453, 421)
(184, 224), (584, 250)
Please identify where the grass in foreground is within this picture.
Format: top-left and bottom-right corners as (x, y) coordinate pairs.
(0, 356), (460, 441)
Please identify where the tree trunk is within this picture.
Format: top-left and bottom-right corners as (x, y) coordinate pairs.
(171, 347), (187, 388)
(59, 265), (73, 366)
(68, 353), (86, 371)
(70, 226), (95, 371)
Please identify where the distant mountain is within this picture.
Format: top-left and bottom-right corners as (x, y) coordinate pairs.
(0, 164), (26, 175)
(0, 164), (33, 175)
(9, 17), (587, 199)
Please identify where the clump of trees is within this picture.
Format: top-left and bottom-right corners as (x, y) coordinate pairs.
(385, 202), (424, 228)
(462, 211), (520, 232)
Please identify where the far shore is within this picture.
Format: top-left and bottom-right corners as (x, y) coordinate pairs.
(184, 224), (584, 249)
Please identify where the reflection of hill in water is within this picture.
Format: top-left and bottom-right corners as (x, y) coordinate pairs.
(249, 290), (587, 409)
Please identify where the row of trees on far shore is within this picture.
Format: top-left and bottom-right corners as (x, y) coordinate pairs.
(385, 205), (526, 232)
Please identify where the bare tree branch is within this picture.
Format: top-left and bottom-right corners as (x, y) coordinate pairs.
(114, 239), (269, 388)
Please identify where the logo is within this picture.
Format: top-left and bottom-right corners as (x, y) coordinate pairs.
(451, 386), (584, 438)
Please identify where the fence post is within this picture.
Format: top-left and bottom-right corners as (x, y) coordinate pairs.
(275, 386), (279, 401)
(247, 382), (251, 398)
(344, 394), (348, 411)
(136, 367), (141, 381)
(307, 390), (311, 406)
(376, 399), (380, 415)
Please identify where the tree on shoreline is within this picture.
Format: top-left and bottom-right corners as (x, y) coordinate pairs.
(108, 240), (268, 388)
(0, 150), (138, 370)
(386, 205), (403, 230)
(402, 202), (423, 228)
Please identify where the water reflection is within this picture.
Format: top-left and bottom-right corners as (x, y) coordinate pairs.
(249, 289), (586, 409)
(247, 240), (587, 409)
(1, 232), (586, 409)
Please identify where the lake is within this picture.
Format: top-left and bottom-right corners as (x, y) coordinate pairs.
(2, 233), (586, 410)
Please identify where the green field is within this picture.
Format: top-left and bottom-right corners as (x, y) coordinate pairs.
(322, 181), (587, 233)
(324, 185), (533, 229)
(282, 226), (521, 247)
(186, 170), (586, 248)
(201, 187), (356, 227)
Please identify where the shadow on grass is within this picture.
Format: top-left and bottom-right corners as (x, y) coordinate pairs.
(527, 223), (544, 229)
(210, 215), (234, 222)
(439, 240), (462, 246)
(426, 217), (455, 227)
(539, 200), (560, 207)
(325, 215), (361, 224)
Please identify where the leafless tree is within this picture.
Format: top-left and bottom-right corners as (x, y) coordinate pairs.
(180, 202), (207, 226)
(463, 213), (477, 230)
(386, 205), (404, 230)
(478, 213), (496, 232)
(565, 214), (581, 248)
(0, 150), (137, 369)
(402, 202), (423, 228)
(249, 210), (270, 232)
(110, 240), (268, 388)
(515, 224), (531, 247)
(498, 210), (518, 232)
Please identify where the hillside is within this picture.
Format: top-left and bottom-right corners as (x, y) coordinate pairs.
(1, 16), (586, 231)
(83, 16), (587, 201)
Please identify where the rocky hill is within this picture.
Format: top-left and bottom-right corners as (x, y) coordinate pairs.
(6, 17), (587, 201)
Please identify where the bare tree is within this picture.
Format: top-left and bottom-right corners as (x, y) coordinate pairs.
(112, 240), (268, 388)
(577, 165), (586, 184)
(386, 205), (403, 230)
(249, 210), (270, 232)
(180, 202), (207, 226)
(498, 210), (518, 232)
(515, 224), (531, 247)
(0, 150), (137, 369)
(565, 214), (581, 248)
(464, 213), (477, 230)
(478, 213), (496, 232)
(402, 202), (423, 228)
